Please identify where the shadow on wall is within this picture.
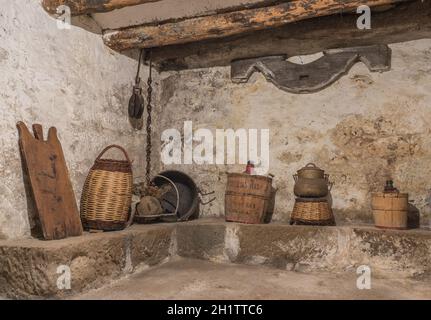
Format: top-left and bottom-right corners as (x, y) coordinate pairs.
(408, 203), (420, 229)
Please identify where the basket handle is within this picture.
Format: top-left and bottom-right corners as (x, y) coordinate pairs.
(96, 145), (131, 164)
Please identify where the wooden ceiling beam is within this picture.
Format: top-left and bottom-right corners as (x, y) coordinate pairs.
(103, 0), (413, 51)
(42, 0), (162, 15)
(150, 0), (430, 71)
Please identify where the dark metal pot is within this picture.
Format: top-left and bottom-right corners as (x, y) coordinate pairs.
(296, 163), (325, 179)
(152, 170), (215, 221)
(293, 163), (333, 198)
(293, 177), (331, 198)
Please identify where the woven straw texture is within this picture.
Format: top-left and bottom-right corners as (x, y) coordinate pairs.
(80, 145), (132, 230)
(290, 199), (335, 226)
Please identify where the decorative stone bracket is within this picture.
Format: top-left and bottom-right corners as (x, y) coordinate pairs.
(231, 44), (392, 94)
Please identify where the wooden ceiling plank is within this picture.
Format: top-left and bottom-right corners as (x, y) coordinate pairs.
(150, 0), (430, 71)
(102, 0), (413, 51)
(42, 0), (162, 15)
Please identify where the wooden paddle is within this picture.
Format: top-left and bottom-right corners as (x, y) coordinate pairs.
(17, 122), (83, 240)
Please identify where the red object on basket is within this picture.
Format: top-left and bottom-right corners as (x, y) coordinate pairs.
(245, 161), (255, 174)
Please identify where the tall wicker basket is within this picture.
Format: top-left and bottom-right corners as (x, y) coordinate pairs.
(80, 145), (133, 231)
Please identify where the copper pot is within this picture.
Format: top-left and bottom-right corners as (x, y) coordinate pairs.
(293, 163), (333, 198)
(296, 163), (325, 179)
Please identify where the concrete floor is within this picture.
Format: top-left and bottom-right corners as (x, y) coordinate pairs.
(74, 258), (431, 300)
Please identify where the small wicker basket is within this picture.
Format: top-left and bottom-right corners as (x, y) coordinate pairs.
(290, 198), (335, 226)
(80, 145), (133, 231)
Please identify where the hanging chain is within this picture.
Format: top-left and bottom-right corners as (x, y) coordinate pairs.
(145, 50), (153, 187)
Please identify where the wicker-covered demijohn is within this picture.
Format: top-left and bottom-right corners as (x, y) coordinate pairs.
(80, 145), (133, 231)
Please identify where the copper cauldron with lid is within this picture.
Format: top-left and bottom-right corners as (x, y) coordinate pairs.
(296, 163), (326, 179)
(293, 163), (333, 198)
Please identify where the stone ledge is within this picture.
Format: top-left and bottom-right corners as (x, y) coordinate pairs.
(176, 220), (431, 278)
(0, 224), (176, 299)
(1, 219), (430, 298)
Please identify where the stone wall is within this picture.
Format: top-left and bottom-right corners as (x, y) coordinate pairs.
(1, 1), (430, 239)
(157, 39), (431, 225)
(0, 1), (148, 239)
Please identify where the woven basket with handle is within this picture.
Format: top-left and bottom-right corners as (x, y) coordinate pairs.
(80, 145), (133, 231)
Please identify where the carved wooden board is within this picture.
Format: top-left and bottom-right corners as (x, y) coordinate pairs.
(17, 122), (83, 240)
(231, 44), (391, 93)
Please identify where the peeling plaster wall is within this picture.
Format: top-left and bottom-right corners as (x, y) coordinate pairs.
(157, 39), (431, 226)
(0, 1), (148, 239)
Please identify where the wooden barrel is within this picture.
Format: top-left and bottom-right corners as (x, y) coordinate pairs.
(371, 192), (408, 230)
(225, 173), (274, 224)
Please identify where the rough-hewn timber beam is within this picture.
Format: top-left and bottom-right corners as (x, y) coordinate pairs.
(42, 0), (162, 15)
(103, 0), (413, 51)
(150, 0), (430, 71)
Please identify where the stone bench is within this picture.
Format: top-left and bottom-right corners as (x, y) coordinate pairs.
(1, 219), (430, 298)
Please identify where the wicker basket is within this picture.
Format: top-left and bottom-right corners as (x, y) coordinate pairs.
(290, 198), (335, 226)
(80, 145), (133, 231)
